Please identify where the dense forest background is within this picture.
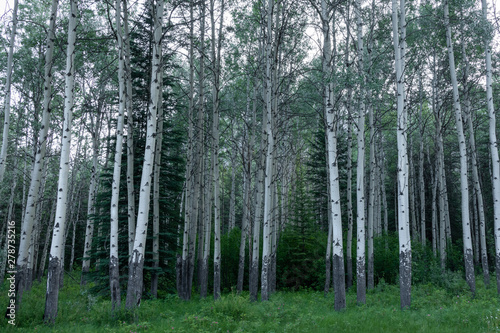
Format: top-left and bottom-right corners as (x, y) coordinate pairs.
(0, 0), (500, 322)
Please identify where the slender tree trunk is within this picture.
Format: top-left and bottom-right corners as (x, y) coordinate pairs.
(125, 0), (163, 309)
(250, 81), (263, 302)
(321, 0), (345, 310)
(179, 0), (195, 300)
(44, 0), (77, 322)
(418, 77), (426, 245)
(462, 48), (489, 285)
(444, 0), (475, 295)
(228, 148), (237, 232)
(200, 151), (212, 298)
(151, 59), (164, 299)
(186, 0), (206, 300)
(0, 0), (19, 182)
(409, 139), (418, 241)
(15, 0), (58, 307)
(433, 52), (447, 270)
(237, 82), (251, 294)
(81, 99), (101, 285)
(109, 0), (127, 310)
(355, 0), (366, 305)
(124, 0), (136, 261)
(430, 148), (438, 255)
(482, 0), (500, 294)
(367, 86), (375, 291)
(392, 0), (411, 309)
(261, 0), (274, 302)
(345, 1), (354, 286)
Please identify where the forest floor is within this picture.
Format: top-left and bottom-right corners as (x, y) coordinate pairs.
(0, 273), (499, 332)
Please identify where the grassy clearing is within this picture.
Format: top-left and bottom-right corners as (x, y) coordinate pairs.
(0, 275), (499, 332)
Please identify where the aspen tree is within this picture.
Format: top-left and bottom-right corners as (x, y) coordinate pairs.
(151, 49), (164, 299)
(109, 0), (127, 310)
(0, 0), (19, 182)
(392, 0), (411, 309)
(44, 0), (78, 322)
(320, 0), (345, 310)
(210, 0), (225, 300)
(443, 0), (475, 295)
(461, 40), (489, 286)
(124, 0), (136, 260)
(125, 0), (163, 308)
(355, 0), (366, 305)
(250, 78), (264, 302)
(261, 0), (274, 302)
(15, 0), (58, 306)
(481, 0), (500, 294)
(179, 0), (195, 300)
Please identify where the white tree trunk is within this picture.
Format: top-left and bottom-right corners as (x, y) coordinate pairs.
(321, 0), (345, 310)
(463, 69), (489, 286)
(392, 0), (411, 309)
(44, 0), (77, 322)
(109, 0), (127, 310)
(179, 0), (195, 300)
(125, 0), (163, 309)
(443, 0), (475, 294)
(81, 99), (102, 284)
(250, 80), (264, 302)
(481, 0), (500, 294)
(15, 0), (58, 307)
(261, 0), (274, 302)
(124, 0), (136, 261)
(151, 70), (164, 299)
(355, 0), (366, 305)
(0, 0), (19, 182)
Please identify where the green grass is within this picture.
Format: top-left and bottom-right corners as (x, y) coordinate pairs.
(1, 275), (499, 332)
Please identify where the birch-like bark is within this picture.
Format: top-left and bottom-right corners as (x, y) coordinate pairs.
(2, 108), (21, 284)
(185, 0), (206, 300)
(179, 0), (195, 300)
(392, 0), (411, 309)
(482, 0), (500, 294)
(443, 0), (475, 294)
(15, 0), (58, 307)
(250, 80), (263, 302)
(109, 0), (127, 310)
(0, 0), (19, 182)
(151, 60), (164, 299)
(124, 0), (136, 260)
(44, 0), (77, 322)
(355, 0), (366, 305)
(125, 0), (163, 308)
(321, 0), (345, 310)
(345, 1), (354, 287)
(367, 80), (375, 291)
(261, 0), (274, 302)
(461, 41), (489, 285)
(237, 82), (251, 294)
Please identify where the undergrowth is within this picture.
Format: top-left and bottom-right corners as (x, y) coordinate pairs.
(0, 273), (499, 332)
